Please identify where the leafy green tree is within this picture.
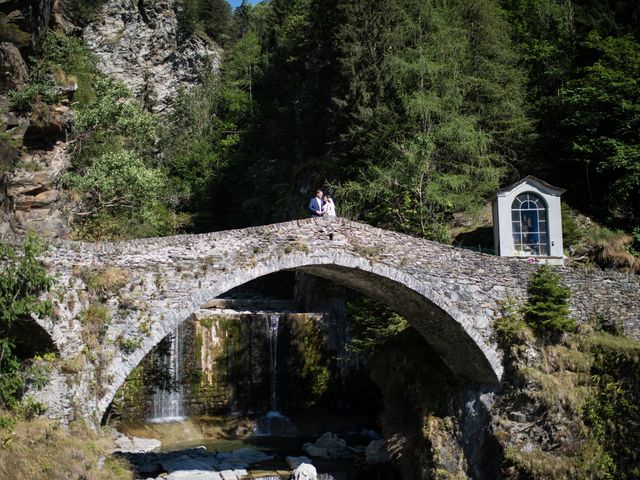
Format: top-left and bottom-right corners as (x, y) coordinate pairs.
(347, 297), (408, 358)
(502, 0), (640, 232)
(74, 77), (156, 164)
(64, 151), (174, 240)
(330, 0), (400, 174)
(337, 0), (529, 240)
(523, 265), (575, 334)
(0, 235), (52, 410)
(161, 28), (265, 230)
(560, 33), (640, 224)
(178, 0), (233, 46)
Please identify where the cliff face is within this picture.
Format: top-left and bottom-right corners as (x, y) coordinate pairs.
(0, 0), (221, 239)
(0, 0), (73, 240)
(83, 0), (222, 114)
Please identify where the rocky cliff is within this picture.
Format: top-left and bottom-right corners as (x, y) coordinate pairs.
(0, 0), (221, 240)
(83, 0), (222, 114)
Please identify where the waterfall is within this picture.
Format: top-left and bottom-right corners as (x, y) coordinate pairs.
(255, 313), (298, 436)
(148, 326), (186, 422)
(267, 314), (279, 410)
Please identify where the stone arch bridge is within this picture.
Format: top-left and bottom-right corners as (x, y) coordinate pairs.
(30, 218), (640, 424)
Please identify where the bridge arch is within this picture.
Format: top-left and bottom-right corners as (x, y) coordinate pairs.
(98, 249), (503, 422)
(32, 218), (640, 423)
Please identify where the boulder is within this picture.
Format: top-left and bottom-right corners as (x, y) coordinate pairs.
(2, 112), (30, 139)
(24, 102), (73, 148)
(302, 443), (328, 459)
(292, 463), (317, 480)
(0, 141), (72, 240)
(113, 434), (161, 453)
(312, 432), (349, 459)
(227, 447), (272, 466)
(364, 439), (389, 464)
(0, 41), (28, 91)
(166, 471), (221, 480)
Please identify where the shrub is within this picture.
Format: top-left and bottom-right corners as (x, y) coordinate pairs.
(523, 265), (575, 335)
(0, 234), (53, 410)
(74, 77), (156, 157)
(79, 305), (111, 350)
(494, 297), (534, 344)
(64, 150), (173, 240)
(116, 336), (142, 354)
(347, 296), (408, 357)
(583, 332), (640, 479)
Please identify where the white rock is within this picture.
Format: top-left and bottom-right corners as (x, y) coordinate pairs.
(166, 470), (221, 480)
(309, 432), (349, 459)
(113, 434), (161, 453)
(219, 470), (237, 480)
(83, 0), (222, 114)
(292, 463), (317, 480)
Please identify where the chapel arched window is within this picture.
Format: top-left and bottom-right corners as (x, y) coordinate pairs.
(511, 193), (549, 256)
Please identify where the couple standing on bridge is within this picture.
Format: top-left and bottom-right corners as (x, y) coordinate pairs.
(308, 189), (336, 217)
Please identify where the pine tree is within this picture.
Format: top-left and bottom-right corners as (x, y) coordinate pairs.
(336, 0), (529, 239)
(524, 265), (575, 334)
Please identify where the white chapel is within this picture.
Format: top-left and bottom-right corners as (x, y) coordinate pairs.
(492, 176), (565, 264)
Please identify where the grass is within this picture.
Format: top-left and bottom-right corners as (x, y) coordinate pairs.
(283, 240), (310, 254)
(79, 304), (111, 349)
(503, 439), (613, 480)
(81, 266), (131, 297)
(352, 243), (384, 261)
(582, 331), (640, 356)
(564, 211), (640, 273)
(0, 415), (133, 480)
(59, 354), (87, 374)
(519, 367), (592, 411)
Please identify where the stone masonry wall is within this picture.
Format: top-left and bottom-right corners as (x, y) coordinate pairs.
(28, 217), (640, 424)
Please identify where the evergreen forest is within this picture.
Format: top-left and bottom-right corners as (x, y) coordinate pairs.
(164, 0), (640, 251)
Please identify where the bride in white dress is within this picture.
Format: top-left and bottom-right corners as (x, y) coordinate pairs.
(323, 195), (336, 217)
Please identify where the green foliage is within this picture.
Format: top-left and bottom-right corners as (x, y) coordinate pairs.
(8, 31), (97, 113)
(0, 234), (53, 410)
(179, 0), (234, 46)
(0, 13), (31, 46)
(583, 333), (640, 479)
(560, 203), (584, 249)
(560, 33), (640, 223)
(74, 77), (156, 160)
(65, 150), (173, 240)
(161, 26), (265, 229)
(334, 0), (529, 239)
(60, 68), (189, 240)
(494, 298), (533, 344)
(116, 336), (142, 354)
(503, 0), (640, 230)
(297, 322), (331, 403)
(347, 297), (409, 357)
(629, 227), (640, 257)
(523, 265), (575, 335)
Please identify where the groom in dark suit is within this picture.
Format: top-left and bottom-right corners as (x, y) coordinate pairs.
(308, 189), (324, 217)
